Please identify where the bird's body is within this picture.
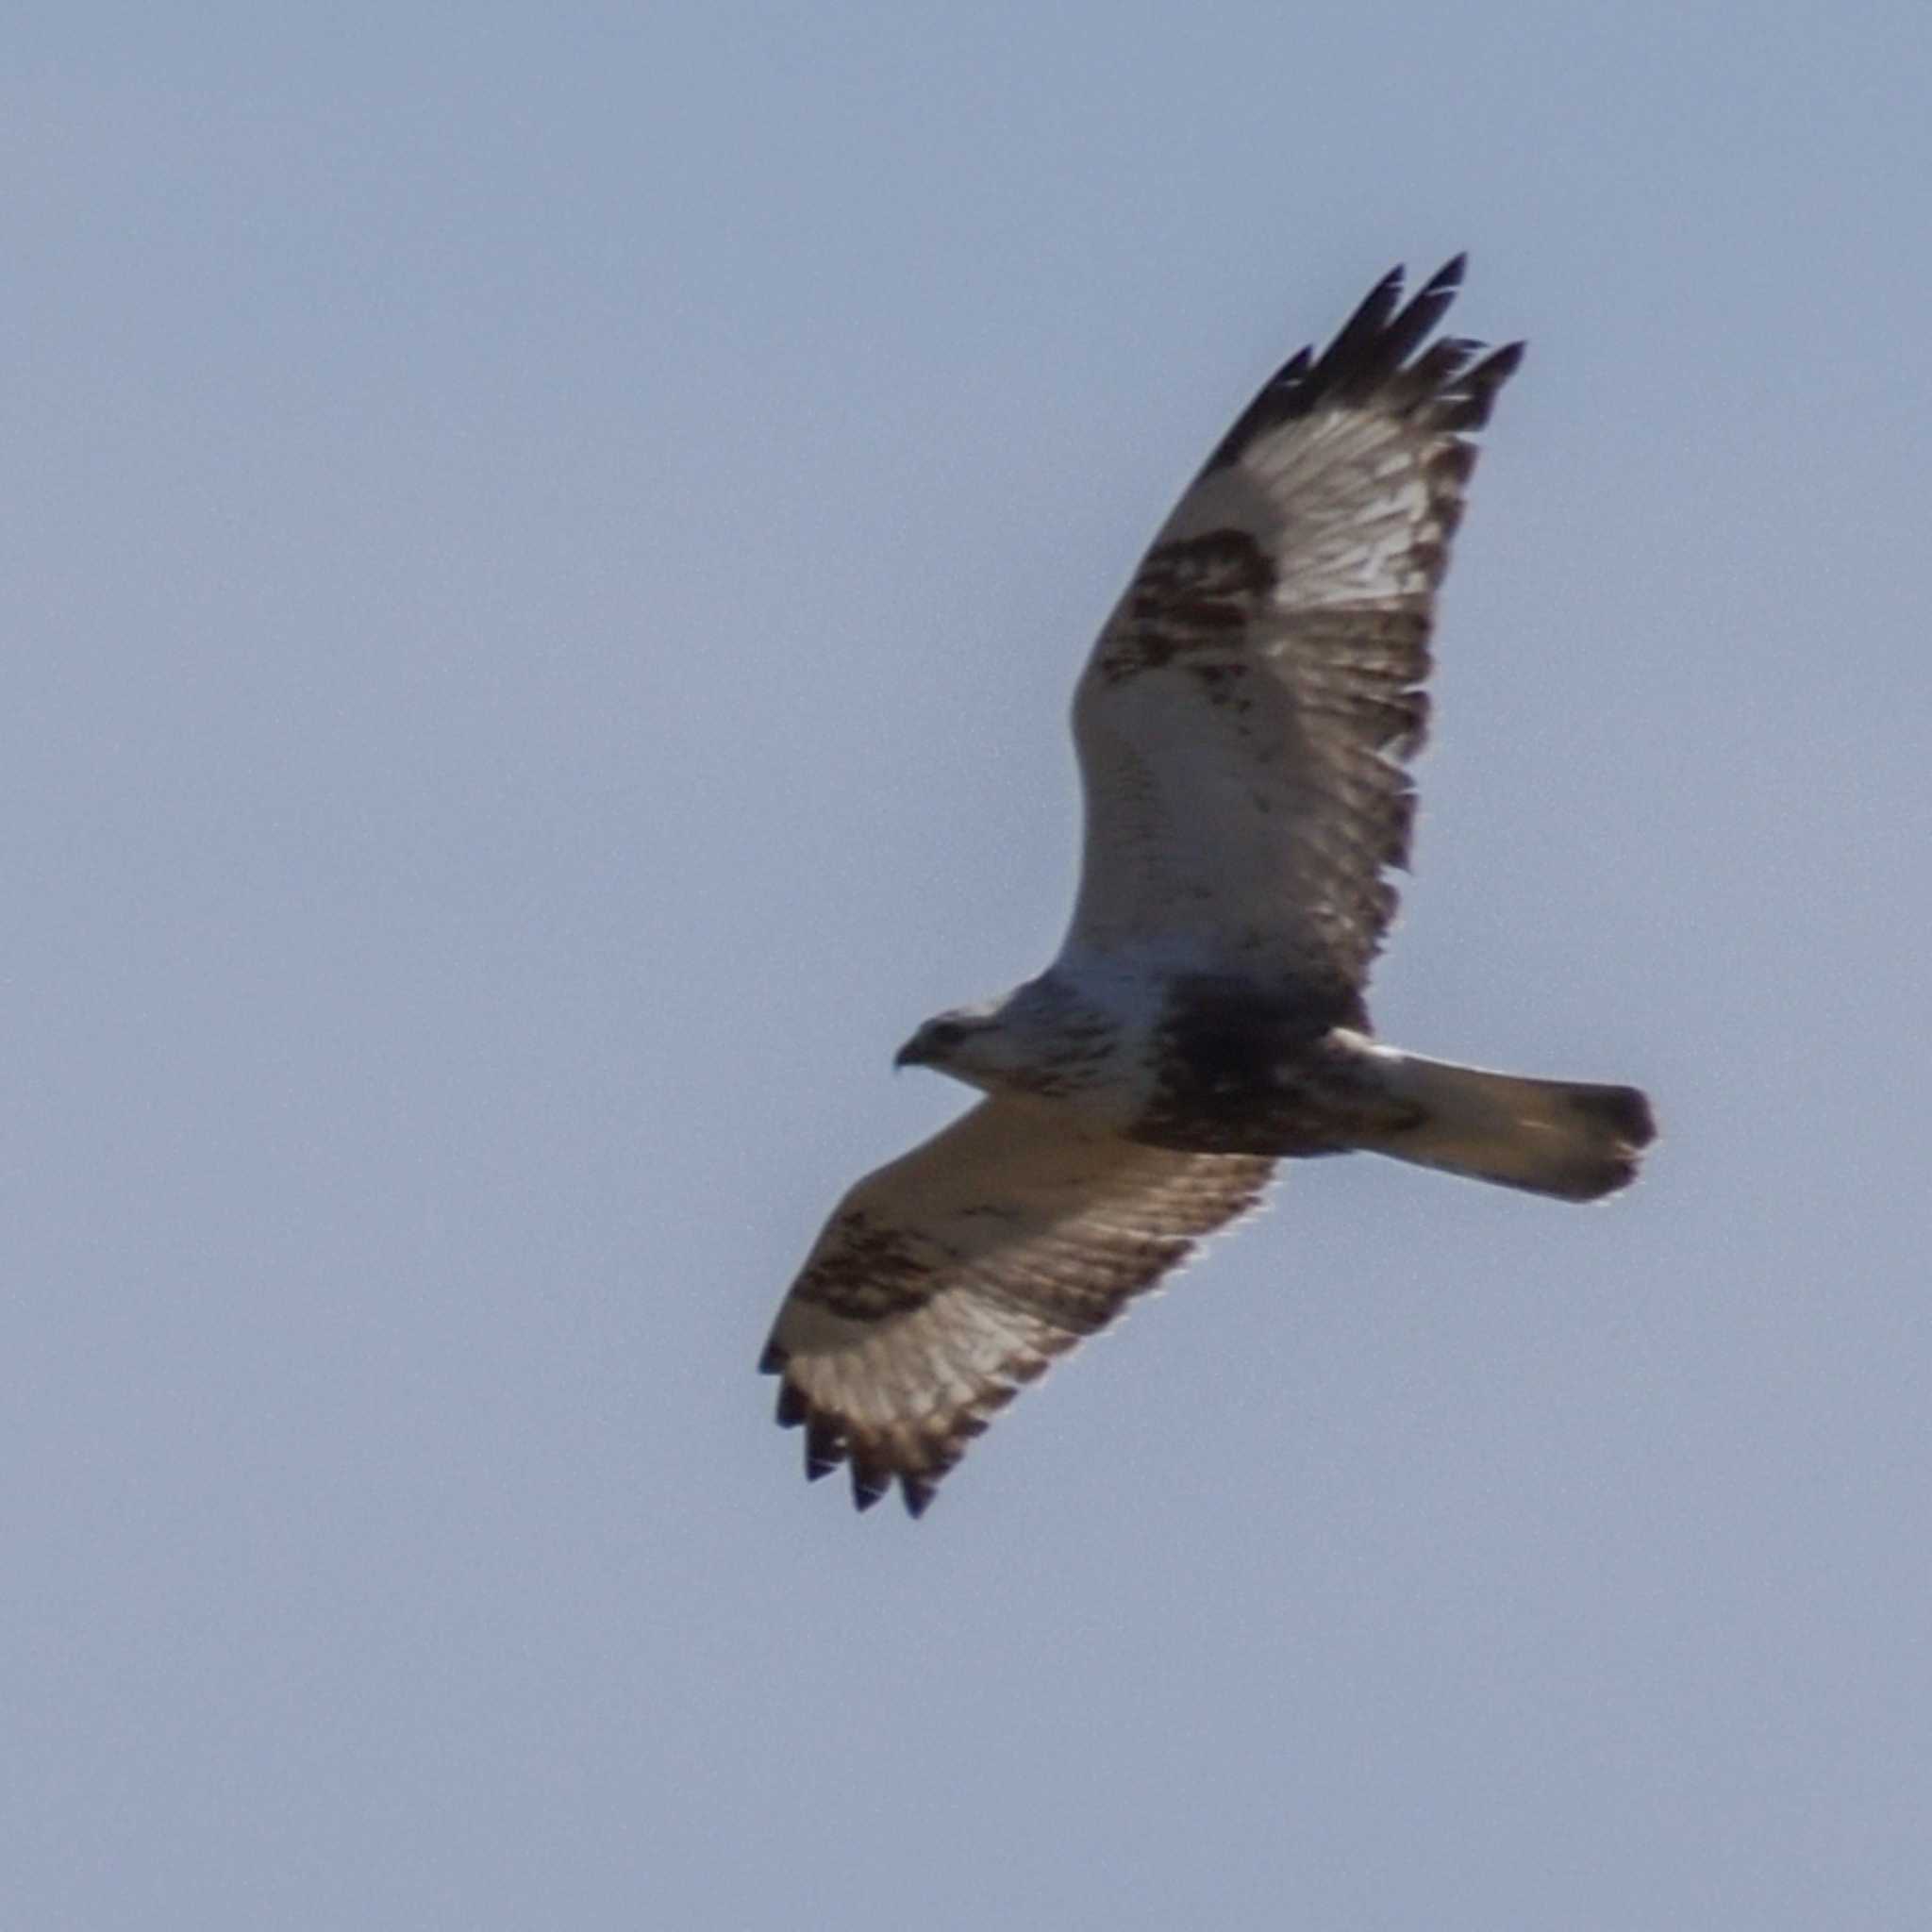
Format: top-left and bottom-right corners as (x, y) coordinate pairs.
(760, 258), (1656, 1516)
(899, 959), (1648, 1186)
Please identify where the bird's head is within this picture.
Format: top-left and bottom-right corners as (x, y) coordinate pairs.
(893, 1002), (1015, 1091)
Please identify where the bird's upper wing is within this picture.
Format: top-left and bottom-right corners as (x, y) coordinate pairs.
(760, 1098), (1274, 1515)
(1065, 258), (1523, 1012)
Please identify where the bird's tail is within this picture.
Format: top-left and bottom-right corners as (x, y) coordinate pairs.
(1358, 1047), (1656, 1202)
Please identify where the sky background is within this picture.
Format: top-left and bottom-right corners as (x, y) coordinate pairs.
(7, 5), (1930, 1926)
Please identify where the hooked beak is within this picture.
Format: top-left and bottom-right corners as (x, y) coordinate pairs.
(892, 1033), (926, 1071)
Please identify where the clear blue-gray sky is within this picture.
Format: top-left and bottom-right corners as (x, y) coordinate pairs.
(8, 5), (1929, 1926)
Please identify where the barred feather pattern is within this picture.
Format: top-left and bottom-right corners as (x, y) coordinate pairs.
(760, 1099), (1274, 1515)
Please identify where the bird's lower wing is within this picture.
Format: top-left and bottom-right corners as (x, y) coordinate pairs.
(760, 1098), (1274, 1515)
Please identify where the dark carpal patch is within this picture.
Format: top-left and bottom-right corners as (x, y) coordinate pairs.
(1093, 531), (1274, 685)
(790, 1210), (942, 1321)
(1138, 975), (1414, 1158)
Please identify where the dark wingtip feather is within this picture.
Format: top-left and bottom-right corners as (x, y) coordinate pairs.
(1341, 261), (1409, 338)
(1351, 257), (1464, 384)
(804, 1416), (843, 1481)
(1433, 340), (1525, 430)
(767, 1361), (954, 1518)
(1207, 251), (1521, 470)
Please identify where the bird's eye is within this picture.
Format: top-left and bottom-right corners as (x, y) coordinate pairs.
(926, 1022), (967, 1050)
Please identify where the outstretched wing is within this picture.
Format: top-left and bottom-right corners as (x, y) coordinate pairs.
(1066, 257), (1523, 1015)
(759, 1099), (1274, 1515)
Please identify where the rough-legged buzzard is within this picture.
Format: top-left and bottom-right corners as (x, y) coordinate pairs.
(760, 258), (1655, 1516)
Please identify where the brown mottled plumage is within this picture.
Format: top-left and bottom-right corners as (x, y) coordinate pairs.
(761, 260), (1653, 1517)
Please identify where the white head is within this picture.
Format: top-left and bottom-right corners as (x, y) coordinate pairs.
(892, 977), (1104, 1098)
(893, 998), (1025, 1093)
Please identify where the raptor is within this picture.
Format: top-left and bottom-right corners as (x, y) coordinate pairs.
(759, 259), (1656, 1516)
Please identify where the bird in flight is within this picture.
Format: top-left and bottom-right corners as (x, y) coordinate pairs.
(759, 258), (1655, 1517)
